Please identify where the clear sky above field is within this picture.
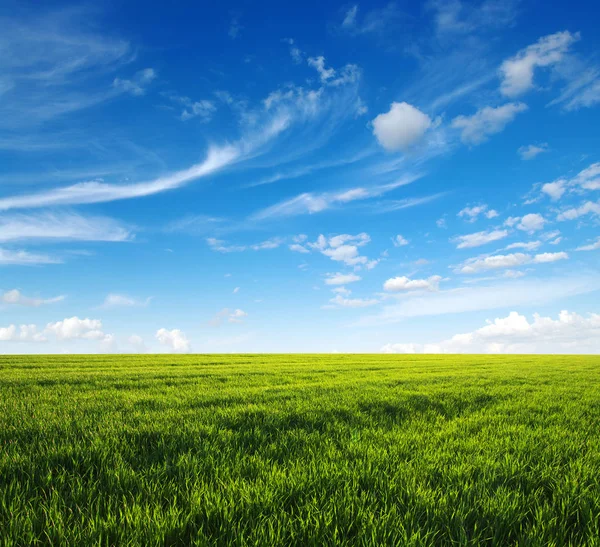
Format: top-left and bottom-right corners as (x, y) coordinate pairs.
(1, 0), (599, 353)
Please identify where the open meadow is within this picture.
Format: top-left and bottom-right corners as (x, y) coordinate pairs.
(1, 354), (600, 545)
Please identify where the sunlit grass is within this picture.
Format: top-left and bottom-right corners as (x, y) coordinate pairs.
(1, 354), (599, 545)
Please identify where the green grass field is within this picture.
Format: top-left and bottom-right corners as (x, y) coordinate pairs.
(1, 354), (600, 546)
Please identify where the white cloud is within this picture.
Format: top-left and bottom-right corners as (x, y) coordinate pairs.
(325, 272), (361, 285)
(322, 245), (368, 266)
(0, 146), (239, 210)
(576, 237), (600, 251)
(307, 56), (361, 87)
(156, 328), (191, 352)
(541, 181), (566, 200)
(517, 213), (546, 233)
(534, 251), (569, 263)
(382, 309), (600, 354)
(99, 294), (151, 309)
(499, 31), (579, 97)
(393, 235), (409, 247)
(209, 308), (248, 326)
(181, 100), (217, 122)
(372, 102), (432, 151)
(250, 238), (284, 250)
(518, 143), (548, 160)
(538, 163), (600, 202)
(383, 275), (442, 292)
(342, 5), (358, 27)
(452, 102), (528, 145)
(1, 289), (64, 307)
(113, 68), (156, 96)
(556, 201), (600, 221)
(505, 241), (541, 251)
(229, 309), (247, 323)
(356, 275), (599, 326)
(128, 334), (145, 350)
(458, 204), (488, 221)
(328, 294), (379, 308)
(46, 317), (106, 340)
(0, 213), (132, 242)
(289, 244), (309, 253)
(0, 248), (60, 265)
(436, 217), (447, 228)
(233, 287), (240, 294)
(458, 251), (568, 274)
(306, 233), (373, 267)
(250, 174), (421, 220)
(307, 56), (336, 83)
(332, 286), (351, 296)
(0, 103), (299, 211)
(0, 324), (46, 342)
(453, 229), (508, 249)
(228, 15), (242, 39)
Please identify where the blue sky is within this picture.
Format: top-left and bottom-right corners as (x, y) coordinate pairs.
(1, 0), (600, 354)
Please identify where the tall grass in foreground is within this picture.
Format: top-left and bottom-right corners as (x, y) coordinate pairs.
(1, 354), (599, 545)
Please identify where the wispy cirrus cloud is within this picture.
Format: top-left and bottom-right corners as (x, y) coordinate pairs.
(250, 174), (422, 220)
(1, 289), (65, 307)
(0, 249), (61, 266)
(0, 213), (132, 242)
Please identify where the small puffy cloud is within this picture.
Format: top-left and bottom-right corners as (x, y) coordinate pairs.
(458, 251), (568, 274)
(458, 204), (488, 221)
(517, 213), (546, 233)
(165, 93), (217, 122)
(46, 317), (106, 340)
(332, 286), (351, 296)
(113, 68), (157, 96)
(307, 56), (336, 83)
(209, 308), (248, 326)
(284, 38), (303, 64)
(556, 201), (600, 221)
(538, 163), (600, 202)
(233, 287), (240, 294)
(325, 272), (361, 285)
(1, 289), (64, 307)
(453, 229), (508, 249)
(500, 31), (579, 97)
(518, 143), (548, 160)
(229, 309), (247, 323)
(156, 328), (191, 353)
(322, 245), (367, 266)
(307, 56), (361, 87)
(541, 180), (566, 201)
(393, 235), (409, 247)
(289, 244), (309, 253)
(576, 237), (600, 251)
(372, 102), (432, 151)
(452, 103), (528, 145)
(307, 233), (373, 268)
(181, 100), (217, 122)
(383, 275), (442, 292)
(436, 217), (447, 228)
